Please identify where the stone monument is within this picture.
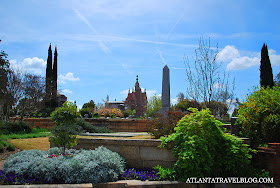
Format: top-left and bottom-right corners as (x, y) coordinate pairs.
(160, 65), (170, 114)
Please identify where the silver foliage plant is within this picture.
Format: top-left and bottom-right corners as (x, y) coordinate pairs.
(3, 146), (125, 184)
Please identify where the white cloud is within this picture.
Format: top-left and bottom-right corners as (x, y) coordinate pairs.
(218, 45), (240, 62)
(226, 56), (259, 70)
(171, 98), (177, 105)
(59, 72), (80, 84)
(213, 83), (224, 89)
(146, 90), (157, 99)
(10, 57), (46, 74)
(120, 89), (129, 95)
(61, 89), (72, 94)
(269, 49), (280, 66)
(220, 46), (280, 71)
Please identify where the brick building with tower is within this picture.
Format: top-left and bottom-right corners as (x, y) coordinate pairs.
(125, 76), (148, 117)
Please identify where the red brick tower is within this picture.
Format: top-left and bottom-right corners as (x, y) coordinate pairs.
(125, 75), (147, 117)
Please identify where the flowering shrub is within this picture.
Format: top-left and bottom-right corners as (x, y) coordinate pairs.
(120, 168), (160, 181)
(3, 146), (125, 184)
(43, 153), (73, 159)
(98, 108), (123, 118)
(238, 86), (280, 146)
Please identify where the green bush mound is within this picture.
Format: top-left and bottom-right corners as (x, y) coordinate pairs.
(3, 146), (125, 184)
(238, 86), (280, 146)
(160, 108), (264, 181)
(0, 121), (32, 135)
(75, 118), (113, 133)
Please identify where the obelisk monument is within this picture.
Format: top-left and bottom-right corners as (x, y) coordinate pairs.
(160, 65), (170, 114)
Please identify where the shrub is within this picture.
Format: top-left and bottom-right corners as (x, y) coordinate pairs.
(92, 113), (100, 118)
(3, 146), (125, 184)
(0, 121), (32, 135)
(75, 118), (113, 133)
(0, 139), (15, 153)
(50, 101), (80, 154)
(175, 99), (201, 112)
(201, 100), (229, 121)
(148, 110), (186, 139)
(160, 108), (256, 180)
(79, 108), (93, 118)
(122, 109), (135, 118)
(238, 86), (280, 146)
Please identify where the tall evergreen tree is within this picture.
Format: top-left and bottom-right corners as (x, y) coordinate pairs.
(45, 43), (52, 107)
(260, 43), (274, 88)
(51, 46), (58, 107)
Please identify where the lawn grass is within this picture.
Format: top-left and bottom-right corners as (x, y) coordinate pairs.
(0, 128), (52, 140)
(9, 137), (50, 151)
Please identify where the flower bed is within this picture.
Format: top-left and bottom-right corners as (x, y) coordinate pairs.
(120, 168), (160, 181)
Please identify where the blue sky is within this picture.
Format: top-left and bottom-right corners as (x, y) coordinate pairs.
(1, 0), (280, 109)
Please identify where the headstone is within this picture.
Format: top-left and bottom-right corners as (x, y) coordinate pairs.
(231, 117), (239, 136)
(160, 65), (170, 114)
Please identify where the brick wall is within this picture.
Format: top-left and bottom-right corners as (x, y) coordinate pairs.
(254, 143), (280, 185)
(9, 117), (55, 129)
(9, 117), (149, 132)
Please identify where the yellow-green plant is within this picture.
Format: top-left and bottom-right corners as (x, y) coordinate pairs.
(50, 101), (80, 154)
(238, 86), (280, 146)
(160, 108), (255, 180)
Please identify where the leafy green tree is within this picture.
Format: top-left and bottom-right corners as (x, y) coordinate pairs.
(82, 100), (95, 109)
(79, 100), (95, 117)
(146, 95), (161, 117)
(50, 101), (80, 154)
(260, 43), (274, 88)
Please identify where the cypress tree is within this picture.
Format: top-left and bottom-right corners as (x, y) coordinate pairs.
(45, 43), (52, 108)
(51, 46), (58, 108)
(260, 43), (274, 88)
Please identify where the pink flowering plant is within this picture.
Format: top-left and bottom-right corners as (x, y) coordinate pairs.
(43, 153), (74, 159)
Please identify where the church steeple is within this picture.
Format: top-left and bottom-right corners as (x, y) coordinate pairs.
(135, 75), (141, 91)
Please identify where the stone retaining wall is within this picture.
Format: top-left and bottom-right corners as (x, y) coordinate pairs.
(50, 138), (177, 169)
